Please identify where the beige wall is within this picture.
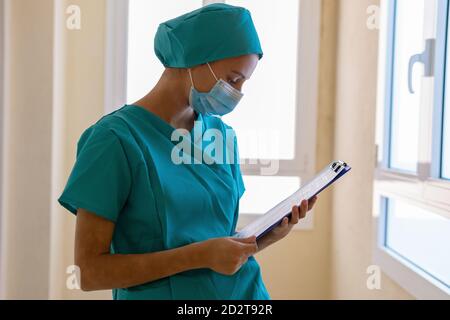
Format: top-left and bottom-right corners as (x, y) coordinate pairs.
(1, 0), (54, 299)
(1, 0), (416, 299)
(0, 0), (111, 300)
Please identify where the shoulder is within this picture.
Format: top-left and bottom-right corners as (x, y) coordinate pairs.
(77, 107), (133, 152)
(76, 108), (148, 172)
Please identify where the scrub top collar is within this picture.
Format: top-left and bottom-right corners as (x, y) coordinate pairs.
(124, 104), (204, 141)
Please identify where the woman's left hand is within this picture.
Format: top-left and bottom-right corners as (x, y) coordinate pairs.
(256, 196), (318, 251)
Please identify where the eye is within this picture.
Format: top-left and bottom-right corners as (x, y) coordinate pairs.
(227, 78), (240, 85)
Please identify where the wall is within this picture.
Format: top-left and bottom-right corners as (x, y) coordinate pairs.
(0, 0), (110, 300)
(0, 0), (5, 294)
(330, 0), (413, 299)
(1, 0), (54, 299)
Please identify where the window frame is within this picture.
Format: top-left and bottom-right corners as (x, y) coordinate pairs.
(0, 0), (5, 299)
(440, 3), (450, 181)
(104, 0), (321, 230)
(224, 0), (321, 230)
(104, 0), (129, 116)
(374, 0), (450, 299)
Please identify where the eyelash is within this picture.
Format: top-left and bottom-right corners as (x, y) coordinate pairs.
(228, 79), (239, 85)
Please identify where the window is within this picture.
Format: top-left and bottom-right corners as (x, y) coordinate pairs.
(221, 0), (314, 222)
(221, 0), (320, 224)
(106, 0), (321, 227)
(375, 0), (450, 298)
(222, 0), (299, 160)
(126, 0), (202, 103)
(239, 176), (301, 214)
(444, 97), (450, 179)
(388, 0), (425, 172)
(384, 198), (450, 288)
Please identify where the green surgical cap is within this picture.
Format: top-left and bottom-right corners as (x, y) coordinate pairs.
(154, 3), (263, 68)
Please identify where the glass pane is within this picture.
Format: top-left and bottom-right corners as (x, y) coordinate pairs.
(442, 9), (450, 179)
(240, 176), (300, 214)
(389, 0), (425, 172)
(222, 0), (299, 159)
(385, 199), (450, 287)
(444, 91), (450, 179)
(127, 0), (203, 103)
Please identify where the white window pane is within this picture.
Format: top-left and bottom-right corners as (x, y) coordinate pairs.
(443, 13), (450, 179)
(127, 0), (203, 103)
(389, 0), (425, 172)
(222, 0), (299, 160)
(444, 91), (450, 179)
(385, 199), (450, 287)
(239, 176), (300, 214)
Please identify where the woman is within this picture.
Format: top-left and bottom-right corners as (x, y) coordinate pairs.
(58, 3), (317, 300)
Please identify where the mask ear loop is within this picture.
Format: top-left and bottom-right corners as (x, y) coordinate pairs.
(187, 69), (196, 110)
(189, 64), (218, 86)
(188, 68), (195, 88)
(206, 62), (219, 82)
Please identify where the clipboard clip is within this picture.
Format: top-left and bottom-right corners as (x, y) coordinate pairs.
(331, 160), (348, 173)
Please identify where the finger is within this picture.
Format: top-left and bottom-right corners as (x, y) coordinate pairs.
(300, 200), (308, 219)
(308, 196), (318, 210)
(290, 206), (299, 224)
(276, 217), (289, 232)
(281, 216), (289, 227)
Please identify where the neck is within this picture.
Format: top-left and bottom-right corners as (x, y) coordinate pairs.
(132, 68), (195, 130)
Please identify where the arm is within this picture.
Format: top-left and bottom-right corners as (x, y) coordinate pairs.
(255, 196), (318, 253)
(75, 209), (257, 291)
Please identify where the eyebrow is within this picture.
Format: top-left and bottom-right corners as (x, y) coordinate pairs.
(231, 70), (249, 80)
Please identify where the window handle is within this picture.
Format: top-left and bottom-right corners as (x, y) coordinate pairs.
(408, 38), (435, 94)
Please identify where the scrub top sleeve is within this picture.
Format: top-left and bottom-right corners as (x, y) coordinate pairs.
(58, 125), (132, 223)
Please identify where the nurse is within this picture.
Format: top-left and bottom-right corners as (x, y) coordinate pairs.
(58, 3), (317, 300)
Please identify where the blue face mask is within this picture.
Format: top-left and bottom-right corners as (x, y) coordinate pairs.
(188, 63), (244, 116)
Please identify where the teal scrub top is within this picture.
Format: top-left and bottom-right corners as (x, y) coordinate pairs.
(58, 104), (270, 300)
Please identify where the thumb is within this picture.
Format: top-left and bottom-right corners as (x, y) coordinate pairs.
(242, 240), (258, 256)
(233, 235), (257, 244)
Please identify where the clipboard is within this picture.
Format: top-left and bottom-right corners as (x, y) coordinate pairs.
(234, 160), (351, 240)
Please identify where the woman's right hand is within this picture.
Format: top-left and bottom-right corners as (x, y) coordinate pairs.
(201, 236), (258, 275)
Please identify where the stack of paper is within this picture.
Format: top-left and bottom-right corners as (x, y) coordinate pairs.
(234, 160), (351, 240)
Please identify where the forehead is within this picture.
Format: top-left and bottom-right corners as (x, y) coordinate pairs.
(213, 54), (259, 78)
